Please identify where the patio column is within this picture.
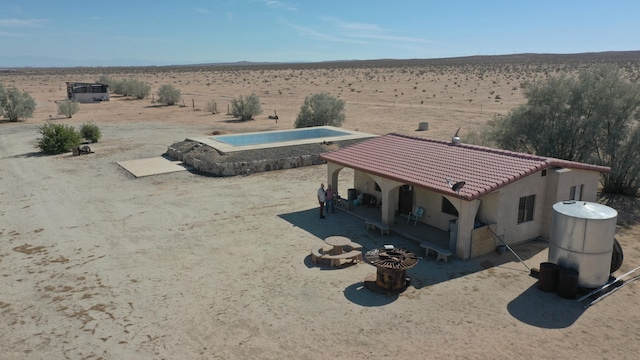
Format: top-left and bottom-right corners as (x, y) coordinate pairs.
(456, 199), (482, 259)
(376, 178), (402, 226)
(326, 162), (343, 195)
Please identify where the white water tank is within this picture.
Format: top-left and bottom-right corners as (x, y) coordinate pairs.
(548, 201), (617, 288)
(549, 201), (618, 288)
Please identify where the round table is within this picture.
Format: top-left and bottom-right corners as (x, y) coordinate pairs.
(325, 236), (351, 255)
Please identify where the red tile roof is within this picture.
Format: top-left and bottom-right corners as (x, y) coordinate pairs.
(320, 133), (610, 201)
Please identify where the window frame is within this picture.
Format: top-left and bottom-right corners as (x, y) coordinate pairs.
(441, 196), (459, 216)
(517, 194), (535, 223)
(569, 184), (583, 201)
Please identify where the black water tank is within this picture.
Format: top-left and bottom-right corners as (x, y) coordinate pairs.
(538, 262), (558, 293)
(557, 268), (579, 299)
(348, 188), (357, 201)
(611, 238), (624, 273)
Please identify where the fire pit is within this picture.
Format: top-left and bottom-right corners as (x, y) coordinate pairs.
(364, 247), (419, 294)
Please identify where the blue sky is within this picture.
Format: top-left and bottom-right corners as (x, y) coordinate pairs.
(1, 0), (638, 67)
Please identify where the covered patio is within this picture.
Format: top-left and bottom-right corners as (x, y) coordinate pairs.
(335, 201), (451, 253)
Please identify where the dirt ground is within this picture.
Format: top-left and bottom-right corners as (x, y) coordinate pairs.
(1, 55), (639, 359)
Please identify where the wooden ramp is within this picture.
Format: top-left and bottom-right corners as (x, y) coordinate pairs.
(117, 157), (189, 178)
(471, 224), (498, 258)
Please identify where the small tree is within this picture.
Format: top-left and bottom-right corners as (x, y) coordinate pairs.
(294, 93), (345, 128)
(36, 122), (82, 154)
(57, 100), (80, 118)
(0, 84), (37, 122)
(231, 93), (262, 120)
(157, 84), (181, 105)
(80, 122), (102, 143)
(480, 65), (640, 196)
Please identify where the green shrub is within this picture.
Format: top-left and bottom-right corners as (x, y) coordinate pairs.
(231, 93), (262, 120)
(111, 79), (126, 94)
(80, 122), (102, 143)
(103, 77), (150, 99)
(130, 80), (151, 99)
(294, 93), (345, 128)
(57, 99), (80, 118)
(97, 75), (115, 88)
(0, 84), (36, 122)
(157, 84), (181, 105)
(36, 122), (82, 154)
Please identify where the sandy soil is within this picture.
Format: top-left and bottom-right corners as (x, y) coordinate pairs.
(1, 58), (639, 359)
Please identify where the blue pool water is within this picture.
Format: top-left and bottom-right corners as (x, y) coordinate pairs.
(213, 127), (351, 146)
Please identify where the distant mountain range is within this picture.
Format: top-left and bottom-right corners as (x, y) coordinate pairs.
(0, 55), (175, 68)
(1, 51), (639, 69)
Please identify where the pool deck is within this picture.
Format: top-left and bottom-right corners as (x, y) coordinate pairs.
(187, 126), (377, 153)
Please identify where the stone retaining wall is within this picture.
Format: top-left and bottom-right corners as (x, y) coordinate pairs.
(167, 140), (328, 177)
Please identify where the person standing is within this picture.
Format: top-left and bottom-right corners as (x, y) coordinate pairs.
(317, 183), (326, 219)
(325, 184), (335, 214)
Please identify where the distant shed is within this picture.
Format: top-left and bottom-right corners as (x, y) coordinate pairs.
(66, 82), (109, 103)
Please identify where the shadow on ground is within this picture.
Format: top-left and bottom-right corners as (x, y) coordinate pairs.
(507, 285), (586, 328)
(279, 208), (548, 291)
(343, 282), (398, 306)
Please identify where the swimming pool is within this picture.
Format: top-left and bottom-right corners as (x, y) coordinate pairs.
(215, 127), (351, 146)
(188, 126), (377, 153)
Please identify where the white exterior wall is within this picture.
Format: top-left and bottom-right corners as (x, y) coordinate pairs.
(71, 92), (109, 103)
(325, 162), (604, 259)
(422, 190), (456, 230)
(494, 170), (547, 246)
(539, 167), (601, 239)
(476, 191), (499, 225)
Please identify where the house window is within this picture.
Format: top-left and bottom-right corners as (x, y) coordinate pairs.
(541, 169), (547, 177)
(518, 195), (535, 223)
(442, 197), (458, 216)
(569, 185), (583, 201)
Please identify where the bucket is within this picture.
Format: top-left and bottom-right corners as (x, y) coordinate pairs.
(538, 262), (558, 292)
(557, 268), (579, 299)
(348, 188), (357, 201)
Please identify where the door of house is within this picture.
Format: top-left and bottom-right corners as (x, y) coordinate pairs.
(398, 185), (413, 215)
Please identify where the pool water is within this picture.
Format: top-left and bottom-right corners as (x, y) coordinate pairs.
(187, 126), (377, 153)
(213, 127), (351, 146)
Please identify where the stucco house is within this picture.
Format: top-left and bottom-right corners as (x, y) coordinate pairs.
(66, 82), (109, 103)
(320, 133), (610, 259)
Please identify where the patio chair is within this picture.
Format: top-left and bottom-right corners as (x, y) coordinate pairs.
(407, 207), (424, 225)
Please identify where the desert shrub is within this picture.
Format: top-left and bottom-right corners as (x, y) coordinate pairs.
(97, 75), (115, 88)
(0, 83), (37, 122)
(128, 79), (151, 99)
(110, 79), (126, 94)
(57, 100), (80, 118)
(80, 122), (102, 143)
(205, 99), (217, 114)
(157, 84), (181, 105)
(105, 77), (150, 99)
(295, 93), (345, 128)
(230, 93), (262, 120)
(36, 122), (82, 154)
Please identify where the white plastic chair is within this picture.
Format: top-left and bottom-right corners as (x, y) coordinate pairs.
(407, 207), (424, 225)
